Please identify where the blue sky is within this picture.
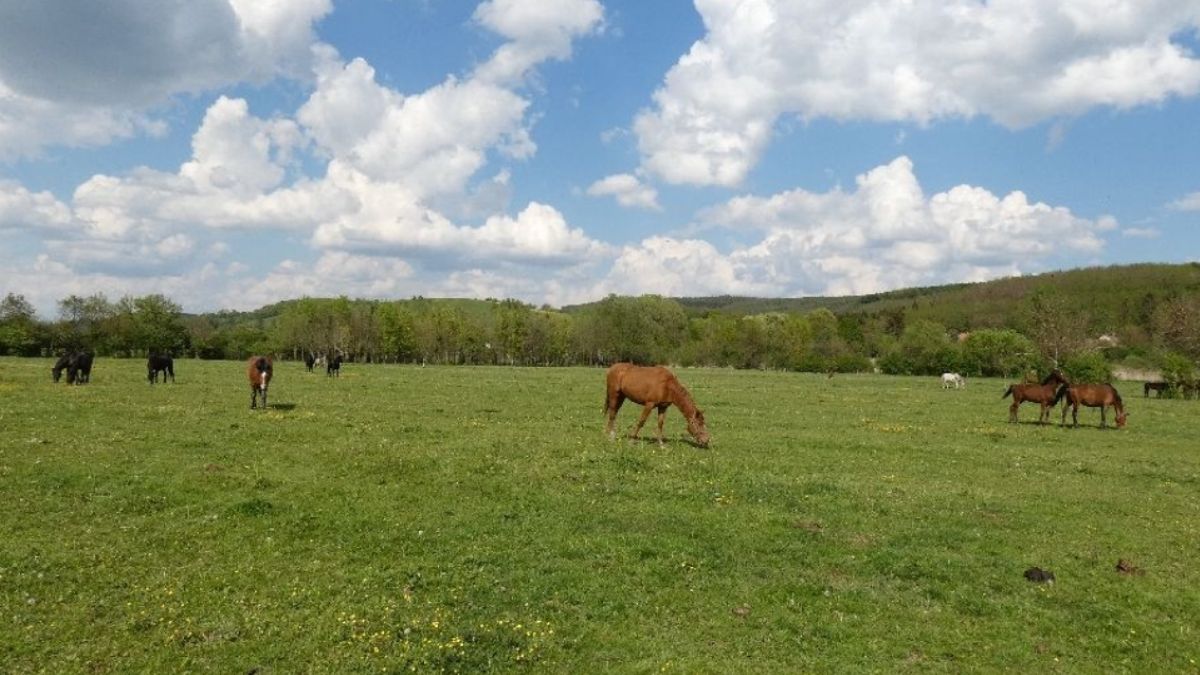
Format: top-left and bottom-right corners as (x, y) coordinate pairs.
(1, 0), (1199, 315)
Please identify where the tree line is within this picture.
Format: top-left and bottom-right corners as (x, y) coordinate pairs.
(2, 283), (1199, 384)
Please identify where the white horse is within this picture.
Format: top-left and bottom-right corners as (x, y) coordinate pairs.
(941, 372), (965, 389)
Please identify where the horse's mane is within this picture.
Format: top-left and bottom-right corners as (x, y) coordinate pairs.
(1041, 370), (1067, 386)
(667, 378), (699, 419)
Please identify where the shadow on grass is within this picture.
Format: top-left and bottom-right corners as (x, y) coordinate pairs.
(625, 436), (710, 449)
(269, 402), (297, 411)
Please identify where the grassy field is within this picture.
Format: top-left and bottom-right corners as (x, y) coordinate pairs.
(1, 357), (1198, 673)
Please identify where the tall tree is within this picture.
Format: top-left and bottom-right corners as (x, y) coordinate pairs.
(1023, 288), (1088, 365)
(132, 294), (188, 354)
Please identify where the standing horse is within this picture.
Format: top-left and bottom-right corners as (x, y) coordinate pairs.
(326, 353), (342, 377)
(148, 354), (175, 383)
(941, 373), (965, 389)
(604, 363), (710, 447)
(1055, 383), (1127, 429)
(304, 352), (316, 372)
(247, 356), (273, 409)
(1002, 369), (1068, 424)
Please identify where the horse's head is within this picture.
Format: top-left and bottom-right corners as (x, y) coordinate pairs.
(688, 409), (710, 448)
(1116, 411), (1128, 428)
(51, 366), (62, 382)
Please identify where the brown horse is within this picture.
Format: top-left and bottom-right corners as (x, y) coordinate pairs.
(1055, 383), (1127, 429)
(1002, 369), (1068, 424)
(604, 363), (710, 447)
(247, 356), (273, 409)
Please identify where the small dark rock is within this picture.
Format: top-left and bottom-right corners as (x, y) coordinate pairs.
(1024, 567), (1055, 583)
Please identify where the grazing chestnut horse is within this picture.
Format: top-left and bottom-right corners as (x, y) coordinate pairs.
(247, 356), (273, 409)
(1002, 369), (1068, 424)
(604, 363), (710, 447)
(1055, 383), (1127, 429)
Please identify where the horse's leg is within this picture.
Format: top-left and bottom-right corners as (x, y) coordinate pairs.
(606, 394), (625, 440)
(655, 403), (669, 446)
(1071, 404), (1079, 428)
(629, 403), (654, 440)
(1009, 400), (1019, 423)
(1100, 405), (1107, 428)
(250, 388), (257, 409)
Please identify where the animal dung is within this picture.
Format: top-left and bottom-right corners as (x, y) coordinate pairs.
(1115, 559), (1145, 576)
(1023, 567), (1055, 583)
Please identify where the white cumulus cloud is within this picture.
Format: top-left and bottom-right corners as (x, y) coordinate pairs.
(604, 156), (1113, 297)
(586, 173), (661, 210)
(635, 0), (1200, 186)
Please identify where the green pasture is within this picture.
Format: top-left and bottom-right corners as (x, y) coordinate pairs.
(1, 357), (1197, 672)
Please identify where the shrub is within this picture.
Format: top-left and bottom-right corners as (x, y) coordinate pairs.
(1061, 351), (1112, 384)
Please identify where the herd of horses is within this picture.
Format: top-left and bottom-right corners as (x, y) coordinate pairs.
(50, 351), (1137, 441)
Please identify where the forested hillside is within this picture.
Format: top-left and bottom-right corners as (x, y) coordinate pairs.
(3, 263), (1200, 383)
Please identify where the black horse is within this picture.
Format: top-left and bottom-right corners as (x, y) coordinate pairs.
(51, 353), (72, 383)
(67, 352), (93, 384)
(148, 354), (175, 383)
(53, 351), (93, 384)
(304, 352), (316, 372)
(327, 353), (343, 377)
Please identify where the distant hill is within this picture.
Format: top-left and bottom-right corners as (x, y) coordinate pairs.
(202, 263), (1200, 334)
(563, 262), (1200, 331)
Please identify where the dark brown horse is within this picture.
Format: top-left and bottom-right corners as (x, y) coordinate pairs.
(1002, 369), (1068, 424)
(1144, 381), (1169, 398)
(1055, 383), (1127, 428)
(604, 363), (710, 447)
(247, 356), (273, 409)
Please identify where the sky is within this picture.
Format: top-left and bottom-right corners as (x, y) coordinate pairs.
(1, 0), (1199, 316)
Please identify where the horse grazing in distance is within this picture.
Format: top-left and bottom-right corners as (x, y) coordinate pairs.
(326, 353), (342, 377)
(148, 354), (175, 383)
(304, 352), (316, 372)
(1055, 383), (1127, 429)
(247, 356), (273, 409)
(53, 351), (93, 384)
(52, 353), (72, 382)
(1002, 369), (1068, 424)
(941, 372), (965, 389)
(70, 352), (94, 384)
(604, 363), (710, 447)
(1144, 381), (1169, 398)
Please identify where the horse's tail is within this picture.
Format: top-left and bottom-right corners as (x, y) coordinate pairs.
(1001, 385), (1013, 399)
